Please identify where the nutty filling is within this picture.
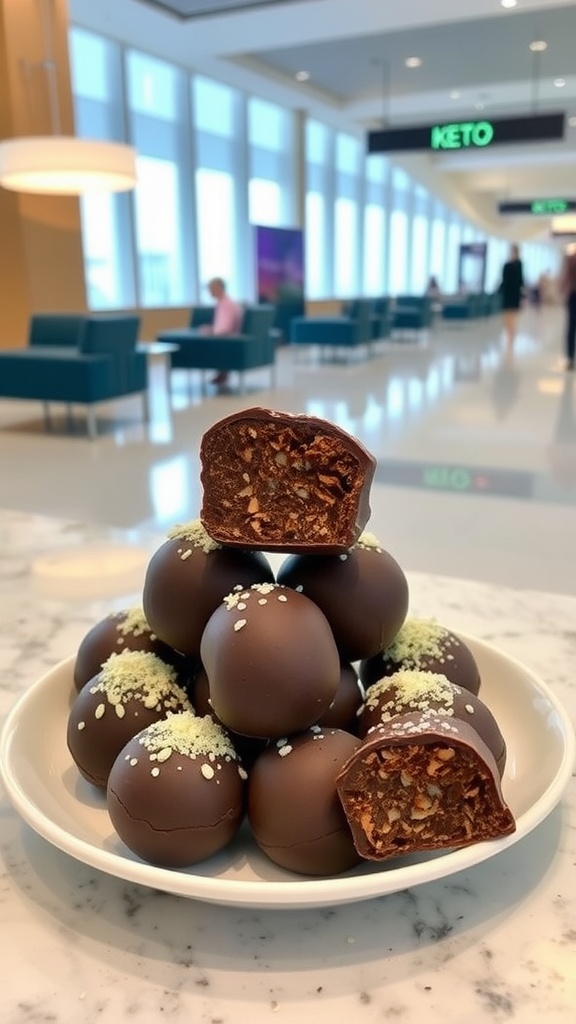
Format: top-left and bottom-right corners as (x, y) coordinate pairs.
(340, 743), (502, 854)
(202, 423), (361, 543)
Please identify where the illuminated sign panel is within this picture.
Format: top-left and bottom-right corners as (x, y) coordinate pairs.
(499, 199), (576, 215)
(368, 112), (564, 154)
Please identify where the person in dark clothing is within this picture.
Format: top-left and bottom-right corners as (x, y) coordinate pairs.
(559, 247), (576, 371)
(500, 244), (524, 349)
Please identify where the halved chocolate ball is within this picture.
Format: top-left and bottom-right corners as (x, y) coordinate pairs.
(201, 583), (340, 739)
(199, 407), (376, 554)
(248, 727), (362, 875)
(336, 714), (515, 862)
(277, 533), (409, 661)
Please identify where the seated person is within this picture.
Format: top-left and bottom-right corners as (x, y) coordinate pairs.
(201, 277), (243, 387)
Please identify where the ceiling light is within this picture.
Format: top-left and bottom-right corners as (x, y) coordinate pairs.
(449, 90), (460, 100)
(529, 40), (547, 52)
(295, 70), (310, 82)
(0, 0), (137, 196)
(405, 57), (422, 69)
(500, 0), (518, 8)
(554, 78), (566, 88)
(0, 137), (136, 195)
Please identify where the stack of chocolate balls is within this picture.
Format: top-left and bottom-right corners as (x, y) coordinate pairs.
(67, 407), (514, 876)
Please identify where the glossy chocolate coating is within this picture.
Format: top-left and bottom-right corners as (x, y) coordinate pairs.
(316, 663), (364, 732)
(199, 407), (376, 554)
(73, 608), (180, 692)
(188, 664), (269, 769)
(248, 728), (362, 875)
(360, 619), (481, 696)
(107, 714), (245, 868)
(143, 537), (274, 658)
(357, 671), (506, 775)
(336, 713), (515, 861)
(67, 651), (190, 789)
(277, 540), (409, 661)
(201, 583), (340, 739)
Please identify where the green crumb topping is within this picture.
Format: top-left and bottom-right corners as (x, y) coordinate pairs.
(115, 605), (152, 638)
(355, 531), (383, 552)
(93, 650), (187, 714)
(365, 669), (456, 721)
(138, 711), (238, 762)
(381, 618), (456, 665)
(167, 518), (221, 552)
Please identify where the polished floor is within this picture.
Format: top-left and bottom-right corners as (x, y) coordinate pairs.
(1, 305), (575, 595)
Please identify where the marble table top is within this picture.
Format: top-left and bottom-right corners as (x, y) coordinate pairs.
(1, 508), (575, 1024)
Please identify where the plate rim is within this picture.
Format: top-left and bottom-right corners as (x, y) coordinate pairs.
(1, 634), (575, 908)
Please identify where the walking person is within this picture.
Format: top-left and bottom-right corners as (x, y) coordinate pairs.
(559, 247), (576, 371)
(499, 244), (524, 349)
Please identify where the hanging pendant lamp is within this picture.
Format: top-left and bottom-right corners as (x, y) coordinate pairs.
(0, 1), (136, 196)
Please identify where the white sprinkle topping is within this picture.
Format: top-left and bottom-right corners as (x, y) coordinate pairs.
(258, 598), (268, 605)
(295, 585), (304, 592)
(237, 602), (247, 610)
(238, 767), (248, 780)
(115, 606), (152, 639)
(277, 594), (288, 602)
(151, 767), (160, 777)
(465, 704), (475, 714)
(339, 554), (348, 561)
(201, 764), (215, 780)
(278, 744), (293, 757)
(129, 757), (138, 766)
(234, 619), (247, 632)
(77, 721), (86, 731)
(180, 548), (192, 561)
(94, 703), (105, 720)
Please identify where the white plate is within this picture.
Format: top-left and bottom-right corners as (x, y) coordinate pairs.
(1, 635), (574, 910)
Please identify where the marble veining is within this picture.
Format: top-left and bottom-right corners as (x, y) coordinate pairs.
(0, 508), (575, 1024)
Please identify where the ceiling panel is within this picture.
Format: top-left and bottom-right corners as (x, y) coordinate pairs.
(134, 0), (316, 19)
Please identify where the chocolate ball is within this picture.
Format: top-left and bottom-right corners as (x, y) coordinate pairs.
(67, 650), (191, 789)
(188, 664), (269, 770)
(201, 583), (340, 739)
(248, 727), (362, 875)
(142, 519), (274, 659)
(73, 606), (179, 692)
(316, 663), (364, 732)
(276, 533), (409, 661)
(358, 670), (506, 775)
(107, 712), (246, 868)
(360, 619), (481, 696)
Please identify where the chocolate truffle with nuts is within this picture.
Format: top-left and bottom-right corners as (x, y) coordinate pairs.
(277, 532), (409, 661)
(107, 711), (246, 868)
(200, 583), (340, 739)
(199, 407), (376, 554)
(360, 619), (481, 696)
(357, 670), (506, 775)
(73, 605), (180, 693)
(336, 713), (515, 862)
(142, 518), (274, 658)
(67, 650), (191, 789)
(248, 726), (362, 875)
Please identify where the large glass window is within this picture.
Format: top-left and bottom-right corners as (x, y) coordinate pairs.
(126, 51), (194, 307)
(305, 120), (333, 299)
(70, 28), (136, 309)
(192, 76), (247, 301)
(248, 98), (295, 227)
(363, 155), (388, 295)
(430, 202), (447, 291)
(387, 169), (411, 294)
(334, 133), (361, 298)
(410, 186), (430, 294)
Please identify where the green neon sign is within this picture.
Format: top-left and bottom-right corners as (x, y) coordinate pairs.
(423, 466), (473, 491)
(530, 199), (569, 215)
(430, 120), (495, 151)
